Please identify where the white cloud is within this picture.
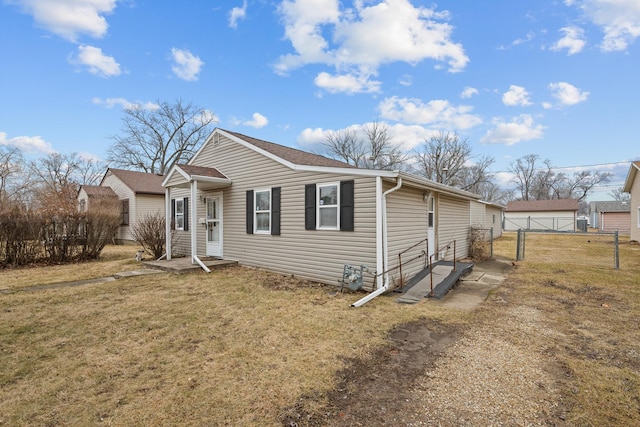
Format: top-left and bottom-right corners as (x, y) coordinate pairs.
(8, 0), (117, 42)
(378, 96), (482, 130)
(0, 131), (56, 155)
(71, 44), (121, 77)
(229, 1), (247, 29)
(460, 86), (478, 99)
(244, 112), (269, 128)
(548, 81), (589, 105)
(480, 114), (545, 145)
(399, 74), (413, 86)
(551, 26), (586, 55)
(276, 0), (468, 93)
(502, 85), (532, 107)
(571, 0), (640, 51)
(314, 71), (381, 94)
(92, 97), (159, 110)
(170, 48), (204, 81)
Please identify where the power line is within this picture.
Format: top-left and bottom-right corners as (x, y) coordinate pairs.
(491, 160), (634, 174)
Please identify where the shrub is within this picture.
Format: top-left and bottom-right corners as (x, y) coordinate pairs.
(131, 212), (173, 259)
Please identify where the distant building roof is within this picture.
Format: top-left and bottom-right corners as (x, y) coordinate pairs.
(103, 168), (165, 195)
(505, 199), (579, 212)
(589, 200), (631, 213)
(80, 185), (117, 198)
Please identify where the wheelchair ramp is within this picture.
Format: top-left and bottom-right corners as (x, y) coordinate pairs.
(396, 261), (473, 304)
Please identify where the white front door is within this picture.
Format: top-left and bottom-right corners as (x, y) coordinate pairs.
(206, 196), (222, 257)
(427, 195), (435, 259)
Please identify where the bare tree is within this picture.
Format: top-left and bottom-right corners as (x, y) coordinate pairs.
(323, 122), (406, 170)
(107, 99), (217, 174)
(0, 146), (29, 204)
(361, 121), (406, 170)
(610, 187), (631, 202)
(412, 131), (494, 193)
(510, 154), (612, 201)
(509, 154), (540, 201)
(564, 170), (612, 201)
(323, 129), (365, 166)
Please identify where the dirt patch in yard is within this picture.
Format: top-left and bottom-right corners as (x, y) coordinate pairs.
(281, 318), (457, 427)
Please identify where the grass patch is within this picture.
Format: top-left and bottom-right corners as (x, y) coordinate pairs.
(0, 245), (139, 290)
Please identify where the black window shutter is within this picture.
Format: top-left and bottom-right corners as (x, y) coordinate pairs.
(171, 199), (176, 230)
(184, 197), (189, 231)
(246, 190), (254, 234)
(340, 180), (354, 231)
(305, 184), (316, 230)
(271, 187), (281, 235)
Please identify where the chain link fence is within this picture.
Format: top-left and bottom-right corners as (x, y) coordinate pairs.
(513, 230), (620, 269)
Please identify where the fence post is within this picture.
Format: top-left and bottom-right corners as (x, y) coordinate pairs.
(614, 230), (619, 270)
(516, 229), (522, 261)
(490, 227), (494, 260)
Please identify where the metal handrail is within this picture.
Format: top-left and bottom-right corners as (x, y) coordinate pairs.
(367, 238), (430, 291)
(398, 238), (428, 291)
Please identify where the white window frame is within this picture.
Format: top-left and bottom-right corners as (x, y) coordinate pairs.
(637, 207), (640, 228)
(317, 182), (340, 230)
(175, 199), (184, 230)
(254, 188), (271, 234)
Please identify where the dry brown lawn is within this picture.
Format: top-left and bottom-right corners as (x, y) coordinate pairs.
(1, 236), (639, 426)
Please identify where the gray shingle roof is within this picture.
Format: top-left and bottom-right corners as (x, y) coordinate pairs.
(589, 201), (631, 213)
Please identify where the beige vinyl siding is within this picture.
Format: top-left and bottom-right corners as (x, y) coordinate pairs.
(438, 195), (470, 260)
(470, 201), (485, 227)
(485, 205), (503, 238)
(189, 134), (378, 287)
(102, 174), (136, 241)
(631, 176), (640, 242)
(135, 195), (164, 220)
(385, 185), (428, 286)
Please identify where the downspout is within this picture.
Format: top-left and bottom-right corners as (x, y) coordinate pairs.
(351, 176), (402, 307)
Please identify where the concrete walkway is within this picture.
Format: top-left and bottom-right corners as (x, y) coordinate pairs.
(0, 268), (164, 294)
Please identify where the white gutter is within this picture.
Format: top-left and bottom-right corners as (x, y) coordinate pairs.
(351, 177), (403, 307)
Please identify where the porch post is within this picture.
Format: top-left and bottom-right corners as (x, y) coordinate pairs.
(165, 187), (172, 260)
(190, 180), (198, 264)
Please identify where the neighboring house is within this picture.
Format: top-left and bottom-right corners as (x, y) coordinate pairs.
(504, 199), (579, 232)
(88, 168), (165, 243)
(77, 185), (118, 212)
(161, 128), (481, 300)
(470, 200), (505, 239)
(623, 161), (640, 242)
(588, 201), (631, 234)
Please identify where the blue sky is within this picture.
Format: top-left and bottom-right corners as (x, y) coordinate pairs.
(1, 0), (639, 200)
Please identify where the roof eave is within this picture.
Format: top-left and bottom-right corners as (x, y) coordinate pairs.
(622, 162), (640, 193)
